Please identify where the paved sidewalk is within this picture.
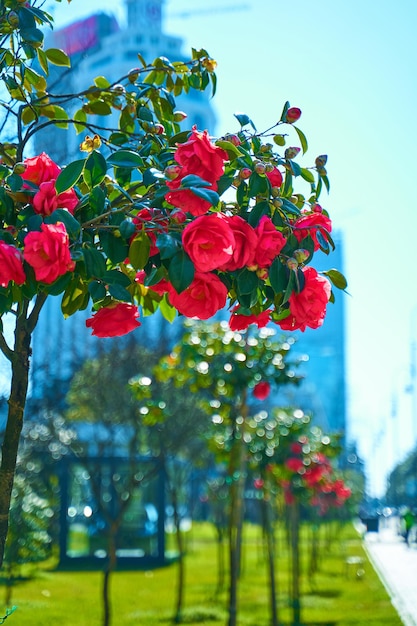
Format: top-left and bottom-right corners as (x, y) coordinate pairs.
(363, 518), (417, 626)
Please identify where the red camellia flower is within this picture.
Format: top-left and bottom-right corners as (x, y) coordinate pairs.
(253, 216), (286, 268)
(293, 211), (332, 250)
(285, 107), (302, 124)
(228, 307), (271, 332)
(266, 166), (283, 188)
(0, 241), (26, 287)
(33, 180), (78, 216)
(23, 222), (75, 284)
(285, 457), (304, 473)
(173, 126), (228, 185)
(290, 442), (303, 455)
(165, 181), (214, 217)
(219, 215), (257, 271)
(277, 266), (331, 332)
(182, 213), (235, 272)
(253, 381), (271, 400)
(21, 152), (61, 187)
(86, 302), (141, 337)
(169, 272), (228, 320)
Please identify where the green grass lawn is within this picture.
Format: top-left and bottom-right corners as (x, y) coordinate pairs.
(0, 522), (402, 626)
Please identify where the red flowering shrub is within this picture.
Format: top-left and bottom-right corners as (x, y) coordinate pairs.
(182, 213), (235, 272)
(23, 223), (75, 284)
(228, 307), (271, 331)
(293, 211), (332, 250)
(253, 216), (287, 268)
(86, 302), (140, 337)
(169, 272), (228, 319)
(172, 126), (228, 184)
(277, 267), (331, 332)
(0, 241), (26, 287)
(21, 152), (61, 187)
(253, 381), (271, 400)
(33, 181), (78, 216)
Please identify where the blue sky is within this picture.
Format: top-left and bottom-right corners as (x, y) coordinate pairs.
(46, 0), (417, 495)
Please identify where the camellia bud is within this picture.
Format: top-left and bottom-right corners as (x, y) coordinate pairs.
(239, 168), (252, 180)
(154, 123), (165, 135)
(273, 198), (283, 208)
(315, 155), (328, 168)
(271, 187), (280, 198)
(13, 162), (26, 175)
(128, 68), (140, 83)
(286, 257), (298, 271)
(256, 267), (269, 280)
(164, 165), (182, 180)
(285, 107), (302, 124)
(170, 209), (187, 224)
(173, 110), (187, 122)
(311, 203), (323, 213)
(224, 134), (241, 147)
(273, 134), (286, 147)
(113, 84), (125, 94)
(254, 161), (266, 175)
(294, 249), (310, 264)
(265, 163), (274, 173)
(285, 147), (301, 160)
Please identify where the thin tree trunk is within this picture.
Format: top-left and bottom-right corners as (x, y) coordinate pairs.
(172, 485), (185, 624)
(0, 319), (31, 569)
(215, 524), (225, 596)
(227, 399), (247, 626)
(289, 502), (301, 626)
(0, 295), (46, 569)
(102, 526), (117, 626)
(261, 496), (279, 626)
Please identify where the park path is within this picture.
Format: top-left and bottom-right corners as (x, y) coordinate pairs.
(363, 516), (417, 626)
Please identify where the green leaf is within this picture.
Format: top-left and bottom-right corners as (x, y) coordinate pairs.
(55, 159), (85, 194)
(234, 112), (256, 130)
(189, 187), (219, 207)
(99, 231), (129, 264)
(248, 172), (268, 198)
(281, 198), (301, 217)
(88, 100), (112, 116)
(82, 247), (107, 279)
(158, 295), (177, 323)
(45, 209), (80, 240)
(94, 75), (111, 89)
(129, 232), (151, 270)
(168, 250), (195, 293)
(74, 109), (87, 135)
(215, 140), (241, 160)
(107, 150), (144, 168)
(84, 150), (107, 188)
(269, 258), (288, 294)
(300, 168), (315, 184)
(181, 174), (212, 188)
(323, 269), (347, 290)
(293, 125), (308, 154)
(61, 277), (89, 318)
(88, 280), (106, 302)
(45, 47), (71, 67)
(247, 201), (270, 227)
(108, 284), (132, 302)
(279, 101), (290, 122)
(236, 269), (259, 295)
(156, 233), (180, 260)
(103, 269), (131, 287)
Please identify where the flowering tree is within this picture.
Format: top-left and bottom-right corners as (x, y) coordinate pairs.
(0, 0), (346, 567)
(154, 320), (304, 626)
